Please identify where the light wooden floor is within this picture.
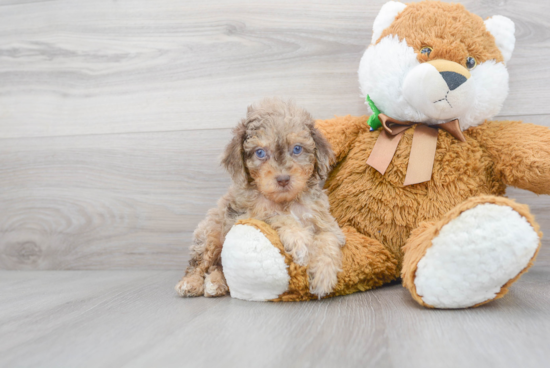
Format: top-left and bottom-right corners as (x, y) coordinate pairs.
(1, 0), (550, 367)
(1, 262), (549, 368)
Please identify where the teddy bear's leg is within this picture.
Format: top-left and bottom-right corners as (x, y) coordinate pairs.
(221, 219), (291, 301)
(402, 195), (542, 309)
(221, 219), (399, 301)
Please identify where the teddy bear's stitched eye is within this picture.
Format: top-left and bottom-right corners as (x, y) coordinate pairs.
(466, 56), (477, 70)
(255, 148), (266, 159)
(420, 47), (432, 57)
(292, 145), (303, 155)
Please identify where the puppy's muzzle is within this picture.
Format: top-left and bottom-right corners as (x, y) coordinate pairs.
(276, 175), (290, 188)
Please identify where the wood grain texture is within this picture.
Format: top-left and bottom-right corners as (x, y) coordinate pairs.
(0, 0), (549, 138)
(0, 269), (549, 368)
(1, 0), (550, 270)
(0, 129), (232, 269)
(1, 1), (549, 366)
(1, 124), (550, 270)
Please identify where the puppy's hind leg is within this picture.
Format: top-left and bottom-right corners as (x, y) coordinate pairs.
(176, 208), (224, 297)
(176, 270), (205, 297)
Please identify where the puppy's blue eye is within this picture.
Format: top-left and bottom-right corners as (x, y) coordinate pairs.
(292, 145), (303, 155)
(255, 149), (266, 159)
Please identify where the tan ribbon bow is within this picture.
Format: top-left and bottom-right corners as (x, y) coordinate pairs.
(366, 114), (466, 186)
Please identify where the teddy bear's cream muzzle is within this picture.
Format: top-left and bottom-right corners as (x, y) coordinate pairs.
(402, 59), (474, 121)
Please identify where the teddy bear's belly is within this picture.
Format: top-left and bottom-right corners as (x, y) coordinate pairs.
(324, 131), (506, 261)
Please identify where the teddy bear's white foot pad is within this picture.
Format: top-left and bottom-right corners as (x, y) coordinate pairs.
(221, 224), (290, 301)
(414, 204), (539, 308)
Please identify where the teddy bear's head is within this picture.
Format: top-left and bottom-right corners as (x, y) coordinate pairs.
(359, 1), (515, 130)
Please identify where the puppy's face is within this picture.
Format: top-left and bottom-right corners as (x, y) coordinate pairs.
(222, 99), (333, 204)
(244, 123), (316, 203)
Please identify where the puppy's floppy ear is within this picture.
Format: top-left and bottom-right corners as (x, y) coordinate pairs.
(221, 120), (250, 184)
(309, 123), (334, 180)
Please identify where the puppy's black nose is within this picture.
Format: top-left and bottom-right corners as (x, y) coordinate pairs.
(440, 71), (467, 91)
(276, 175), (290, 187)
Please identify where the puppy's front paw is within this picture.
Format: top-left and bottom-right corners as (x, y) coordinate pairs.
(204, 269), (229, 298)
(175, 273), (205, 297)
(288, 240), (309, 266)
(279, 230), (312, 266)
(308, 266), (339, 298)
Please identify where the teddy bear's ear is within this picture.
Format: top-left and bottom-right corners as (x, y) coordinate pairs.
(485, 15), (515, 63)
(371, 1), (407, 44)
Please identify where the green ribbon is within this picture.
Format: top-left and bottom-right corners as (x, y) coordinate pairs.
(366, 95), (382, 131)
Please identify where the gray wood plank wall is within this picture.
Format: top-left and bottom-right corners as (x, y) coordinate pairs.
(1, 0), (549, 270)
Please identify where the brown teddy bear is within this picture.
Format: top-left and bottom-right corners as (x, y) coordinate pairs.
(220, 1), (550, 308)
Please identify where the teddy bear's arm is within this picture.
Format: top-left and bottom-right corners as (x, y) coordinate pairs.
(476, 120), (550, 194)
(315, 115), (369, 163)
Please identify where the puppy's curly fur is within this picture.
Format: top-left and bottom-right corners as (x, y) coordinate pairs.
(176, 98), (345, 298)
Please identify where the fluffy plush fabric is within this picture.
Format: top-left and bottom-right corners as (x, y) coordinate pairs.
(370, 1), (406, 44)
(222, 221), (290, 301)
(359, 36), (425, 123)
(484, 15), (515, 63)
(225, 219), (397, 302)
(359, 2), (512, 130)
(223, 114), (549, 304)
(221, 1), (549, 308)
(406, 198), (540, 308)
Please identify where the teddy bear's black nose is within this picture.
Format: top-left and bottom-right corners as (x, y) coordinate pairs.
(440, 71), (468, 91)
